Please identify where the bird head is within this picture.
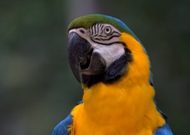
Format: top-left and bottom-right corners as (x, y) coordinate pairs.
(68, 14), (151, 87)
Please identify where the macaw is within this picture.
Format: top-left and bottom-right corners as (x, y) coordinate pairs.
(52, 14), (173, 135)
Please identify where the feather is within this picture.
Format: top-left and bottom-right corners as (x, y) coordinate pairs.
(52, 115), (72, 135)
(155, 124), (173, 135)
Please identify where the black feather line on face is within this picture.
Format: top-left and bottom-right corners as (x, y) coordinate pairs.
(89, 24), (120, 39)
(90, 40), (123, 46)
(91, 35), (120, 42)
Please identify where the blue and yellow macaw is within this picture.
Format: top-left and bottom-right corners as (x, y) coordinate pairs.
(52, 14), (173, 135)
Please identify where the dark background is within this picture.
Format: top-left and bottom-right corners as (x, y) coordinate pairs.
(0, 0), (189, 135)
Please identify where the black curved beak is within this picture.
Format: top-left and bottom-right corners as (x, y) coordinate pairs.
(68, 32), (106, 83)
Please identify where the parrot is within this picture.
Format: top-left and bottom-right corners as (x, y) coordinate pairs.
(51, 14), (173, 135)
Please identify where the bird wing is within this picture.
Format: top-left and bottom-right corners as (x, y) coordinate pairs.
(52, 115), (73, 135)
(154, 124), (173, 135)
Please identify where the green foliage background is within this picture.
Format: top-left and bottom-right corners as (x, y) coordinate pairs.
(0, 0), (189, 135)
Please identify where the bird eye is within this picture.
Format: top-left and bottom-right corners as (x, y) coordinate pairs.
(104, 26), (112, 34)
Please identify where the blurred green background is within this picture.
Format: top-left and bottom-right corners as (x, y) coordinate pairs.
(0, 0), (189, 135)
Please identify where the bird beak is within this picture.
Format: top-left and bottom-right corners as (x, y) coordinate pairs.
(68, 32), (106, 83)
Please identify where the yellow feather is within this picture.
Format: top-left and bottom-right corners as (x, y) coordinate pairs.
(70, 33), (165, 135)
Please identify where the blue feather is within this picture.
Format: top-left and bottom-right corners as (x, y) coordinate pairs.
(154, 124), (173, 135)
(51, 115), (73, 135)
(105, 15), (140, 41)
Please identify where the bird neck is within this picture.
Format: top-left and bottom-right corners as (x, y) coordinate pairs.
(82, 81), (165, 133)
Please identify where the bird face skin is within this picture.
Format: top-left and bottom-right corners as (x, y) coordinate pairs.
(68, 15), (133, 87)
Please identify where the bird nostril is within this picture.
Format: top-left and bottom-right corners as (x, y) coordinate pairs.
(79, 29), (85, 34)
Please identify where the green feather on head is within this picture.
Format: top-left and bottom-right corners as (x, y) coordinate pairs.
(68, 14), (138, 40)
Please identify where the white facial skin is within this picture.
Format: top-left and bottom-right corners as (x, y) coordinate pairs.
(69, 24), (125, 68)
